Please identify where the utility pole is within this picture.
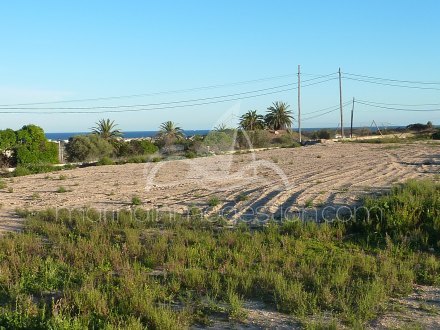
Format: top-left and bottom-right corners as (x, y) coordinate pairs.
(338, 68), (344, 138)
(298, 65), (301, 143)
(350, 97), (355, 138)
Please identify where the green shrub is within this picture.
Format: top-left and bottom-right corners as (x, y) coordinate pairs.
(65, 134), (114, 162)
(97, 156), (114, 166)
(311, 129), (331, 140)
(236, 193), (248, 202)
(238, 130), (271, 149)
(0, 179), (6, 189)
(116, 139), (158, 157)
(131, 196), (142, 206)
(272, 132), (297, 147)
(203, 131), (235, 153)
(14, 164), (59, 177)
(208, 196), (220, 207)
(14, 125), (58, 165)
(13, 166), (32, 177)
(352, 179), (440, 250)
(433, 129), (440, 140)
(56, 186), (68, 193)
(0, 128), (16, 151)
(185, 151), (197, 159)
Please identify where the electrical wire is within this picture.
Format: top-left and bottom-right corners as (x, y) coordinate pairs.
(343, 77), (440, 91)
(0, 77), (338, 114)
(302, 102), (352, 121)
(0, 72), (336, 108)
(356, 99), (440, 107)
(343, 72), (440, 85)
(301, 101), (351, 116)
(355, 100), (440, 112)
(302, 107), (339, 121)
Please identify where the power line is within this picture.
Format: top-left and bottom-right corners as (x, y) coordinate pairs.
(302, 107), (339, 121)
(0, 72), (336, 108)
(0, 82), (297, 110)
(356, 99), (440, 107)
(356, 100), (440, 112)
(343, 72), (440, 85)
(0, 77), (338, 114)
(302, 101), (351, 115)
(343, 77), (440, 91)
(302, 101), (352, 121)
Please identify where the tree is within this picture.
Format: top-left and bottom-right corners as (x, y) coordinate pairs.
(65, 134), (114, 162)
(239, 110), (265, 130)
(91, 119), (122, 140)
(157, 121), (185, 145)
(14, 125), (58, 165)
(265, 101), (294, 130)
(0, 129), (16, 151)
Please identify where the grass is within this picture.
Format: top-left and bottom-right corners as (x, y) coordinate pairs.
(56, 186), (68, 193)
(0, 179), (7, 189)
(208, 196), (220, 207)
(0, 179), (437, 328)
(31, 192), (41, 200)
(131, 195), (142, 206)
(235, 193), (248, 202)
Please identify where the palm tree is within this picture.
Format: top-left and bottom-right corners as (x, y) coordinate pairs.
(265, 102), (293, 130)
(239, 110), (265, 130)
(157, 121), (185, 144)
(91, 119), (122, 140)
(214, 123), (228, 132)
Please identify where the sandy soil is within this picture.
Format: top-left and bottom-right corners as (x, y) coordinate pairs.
(0, 141), (439, 231)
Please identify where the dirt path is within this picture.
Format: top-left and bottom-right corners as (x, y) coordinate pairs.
(0, 141), (439, 232)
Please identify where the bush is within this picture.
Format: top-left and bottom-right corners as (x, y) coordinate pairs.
(56, 186), (68, 193)
(352, 180), (440, 250)
(433, 129), (440, 140)
(272, 132), (297, 147)
(202, 131), (235, 153)
(238, 130), (271, 149)
(208, 196), (220, 207)
(13, 166), (32, 177)
(14, 125), (58, 165)
(65, 135), (114, 162)
(116, 139), (158, 158)
(311, 129), (331, 140)
(0, 129), (16, 151)
(131, 196), (142, 206)
(407, 122), (431, 131)
(97, 157), (114, 166)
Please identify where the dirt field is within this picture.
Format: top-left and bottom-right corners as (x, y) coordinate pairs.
(0, 141), (439, 231)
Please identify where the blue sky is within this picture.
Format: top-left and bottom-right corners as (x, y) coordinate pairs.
(0, 1), (439, 132)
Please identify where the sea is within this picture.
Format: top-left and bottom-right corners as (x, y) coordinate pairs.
(46, 130), (211, 141)
(45, 127), (406, 141)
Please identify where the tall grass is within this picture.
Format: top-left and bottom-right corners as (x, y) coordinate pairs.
(0, 180), (438, 328)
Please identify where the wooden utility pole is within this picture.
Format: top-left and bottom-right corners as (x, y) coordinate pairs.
(350, 97), (355, 138)
(338, 68), (344, 138)
(298, 65), (301, 143)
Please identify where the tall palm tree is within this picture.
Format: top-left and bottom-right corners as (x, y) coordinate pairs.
(265, 102), (293, 130)
(157, 121), (185, 143)
(91, 119), (122, 140)
(239, 110), (265, 130)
